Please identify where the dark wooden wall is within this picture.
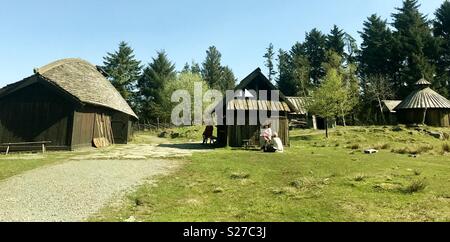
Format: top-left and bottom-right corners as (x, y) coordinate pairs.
(111, 112), (131, 144)
(225, 111), (290, 147)
(71, 106), (115, 149)
(0, 82), (73, 148)
(398, 109), (450, 127)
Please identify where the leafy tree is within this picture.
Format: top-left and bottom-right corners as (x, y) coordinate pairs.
(326, 25), (345, 56)
(308, 68), (347, 138)
(433, 0), (450, 98)
(263, 43), (277, 82)
(304, 28), (327, 86)
(102, 41), (142, 105)
(137, 51), (176, 122)
(202, 46), (223, 90)
(164, 72), (210, 124)
(391, 0), (437, 97)
(365, 75), (394, 124)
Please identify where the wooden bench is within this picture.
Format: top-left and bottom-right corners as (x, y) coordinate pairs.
(2, 141), (52, 155)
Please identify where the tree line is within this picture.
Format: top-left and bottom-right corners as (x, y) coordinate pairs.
(102, 0), (450, 126)
(102, 44), (236, 124)
(264, 0), (450, 125)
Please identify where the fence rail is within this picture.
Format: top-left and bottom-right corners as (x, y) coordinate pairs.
(133, 122), (173, 132)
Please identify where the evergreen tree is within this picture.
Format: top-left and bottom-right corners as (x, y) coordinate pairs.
(263, 43), (277, 82)
(202, 46), (223, 90)
(182, 62), (191, 73)
(290, 42), (311, 97)
(102, 41), (142, 104)
(219, 66), (236, 91)
(191, 61), (202, 75)
(359, 14), (395, 92)
(276, 49), (297, 96)
(434, 0), (450, 98)
(391, 0), (437, 97)
(137, 51), (176, 122)
(304, 28), (327, 86)
(326, 25), (346, 56)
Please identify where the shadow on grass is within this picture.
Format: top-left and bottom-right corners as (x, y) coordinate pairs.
(290, 135), (316, 141)
(158, 143), (216, 150)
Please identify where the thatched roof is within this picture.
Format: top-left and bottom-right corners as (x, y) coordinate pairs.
(286, 97), (308, 115)
(1, 58), (137, 118)
(395, 87), (450, 110)
(381, 100), (402, 112)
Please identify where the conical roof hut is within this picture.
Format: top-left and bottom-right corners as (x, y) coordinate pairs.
(395, 78), (450, 126)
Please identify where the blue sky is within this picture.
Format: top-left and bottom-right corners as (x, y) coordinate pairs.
(0, 0), (445, 87)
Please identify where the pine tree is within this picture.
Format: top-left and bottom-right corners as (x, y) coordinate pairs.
(391, 0), (437, 97)
(263, 43), (277, 82)
(191, 61), (202, 75)
(102, 41), (142, 104)
(182, 62), (191, 73)
(276, 49), (297, 96)
(326, 25), (345, 56)
(219, 66), (236, 91)
(434, 0), (450, 98)
(359, 14), (395, 92)
(137, 51), (176, 122)
(304, 28), (327, 86)
(202, 46), (223, 90)
(290, 42), (311, 97)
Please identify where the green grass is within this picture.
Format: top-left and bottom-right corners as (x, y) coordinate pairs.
(90, 126), (450, 222)
(0, 151), (80, 181)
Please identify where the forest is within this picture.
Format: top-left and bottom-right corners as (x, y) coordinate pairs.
(101, 0), (450, 125)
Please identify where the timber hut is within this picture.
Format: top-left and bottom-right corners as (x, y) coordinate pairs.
(0, 58), (138, 152)
(285, 96), (317, 129)
(215, 68), (294, 147)
(377, 100), (402, 124)
(395, 78), (450, 127)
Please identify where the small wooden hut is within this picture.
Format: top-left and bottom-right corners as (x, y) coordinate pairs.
(215, 68), (294, 147)
(375, 100), (402, 124)
(395, 78), (450, 127)
(286, 96), (316, 129)
(0, 58), (138, 151)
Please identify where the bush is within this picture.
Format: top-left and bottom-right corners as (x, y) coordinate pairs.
(391, 145), (433, 155)
(442, 143), (450, 153)
(230, 172), (250, 180)
(347, 144), (360, 150)
(353, 174), (366, 182)
(402, 179), (427, 194)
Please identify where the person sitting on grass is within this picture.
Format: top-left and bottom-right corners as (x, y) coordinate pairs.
(261, 123), (273, 151)
(272, 132), (284, 153)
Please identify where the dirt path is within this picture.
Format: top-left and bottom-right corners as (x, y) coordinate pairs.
(0, 142), (209, 222)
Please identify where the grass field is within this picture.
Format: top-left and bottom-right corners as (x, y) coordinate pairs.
(90, 126), (450, 222)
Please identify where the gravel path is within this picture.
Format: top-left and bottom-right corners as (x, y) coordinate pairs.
(0, 143), (210, 222)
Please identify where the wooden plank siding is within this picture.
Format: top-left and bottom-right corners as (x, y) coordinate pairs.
(0, 82), (72, 150)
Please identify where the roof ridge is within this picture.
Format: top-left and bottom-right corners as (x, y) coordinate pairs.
(34, 58), (93, 74)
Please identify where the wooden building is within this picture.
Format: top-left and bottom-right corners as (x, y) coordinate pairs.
(0, 58), (138, 151)
(374, 100), (402, 125)
(395, 78), (450, 127)
(215, 68), (294, 147)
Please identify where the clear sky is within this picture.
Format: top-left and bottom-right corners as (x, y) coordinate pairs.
(0, 0), (445, 87)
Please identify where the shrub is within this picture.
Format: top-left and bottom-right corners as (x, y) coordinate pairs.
(347, 144), (360, 150)
(402, 179), (427, 194)
(230, 172), (250, 180)
(353, 174), (366, 182)
(413, 169), (422, 176)
(442, 143), (450, 153)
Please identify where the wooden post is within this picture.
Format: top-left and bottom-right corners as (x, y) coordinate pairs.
(42, 143), (46, 154)
(157, 118), (160, 130)
(5, 146), (10, 155)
